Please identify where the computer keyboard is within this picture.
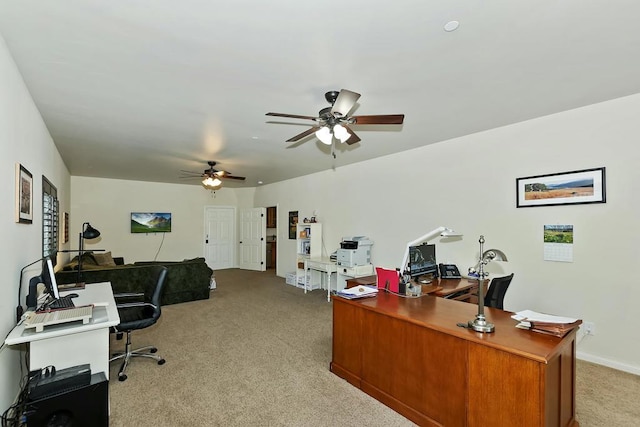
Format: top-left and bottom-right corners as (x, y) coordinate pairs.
(24, 306), (93, 333)
(48, 295), (75, 309)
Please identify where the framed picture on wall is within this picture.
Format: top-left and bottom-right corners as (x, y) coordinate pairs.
(15, 163), (33, 224)
(516, 167), (606, 208)
(62, 212), (69, 243)
(288, 211), (298, 239)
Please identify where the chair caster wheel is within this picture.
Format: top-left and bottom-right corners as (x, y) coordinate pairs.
(150, 348), (158, 353)
(118, 374), (128, 382)
(158, 359), (166, 365)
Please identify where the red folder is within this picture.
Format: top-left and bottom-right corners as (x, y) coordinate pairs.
(375, 267), (400, 293)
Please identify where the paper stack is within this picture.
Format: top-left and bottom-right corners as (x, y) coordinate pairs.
(336, 285), (378, 300)
(511, 310), (582, 337)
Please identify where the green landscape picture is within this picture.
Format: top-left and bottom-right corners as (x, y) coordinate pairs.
(544, 225), (573, 244)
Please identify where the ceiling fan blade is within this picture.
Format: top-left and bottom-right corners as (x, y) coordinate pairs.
(352, 114), (405, 125)
(221, 175), (246, 181)
(343, 125), (361, 145)
(286, 126), (320, 142)
(266, 112), (318, 121)
(331, 89), (361, 117)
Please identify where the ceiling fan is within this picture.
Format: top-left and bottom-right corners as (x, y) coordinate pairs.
(180, 161), (246, 189)
(266, 89), (404, 146)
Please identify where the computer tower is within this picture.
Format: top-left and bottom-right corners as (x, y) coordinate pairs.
(24, 372), (108, 427)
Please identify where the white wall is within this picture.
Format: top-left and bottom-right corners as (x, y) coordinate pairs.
(70, 177), (255, 264)
(254, 94), (640, 375)
(0, 36), (71, 412)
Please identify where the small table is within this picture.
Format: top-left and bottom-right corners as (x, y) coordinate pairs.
(304, 258), (338, 302)
(5, 282), (120, 378)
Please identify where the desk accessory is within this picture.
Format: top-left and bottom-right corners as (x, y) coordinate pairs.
(465, 235), (508, 333)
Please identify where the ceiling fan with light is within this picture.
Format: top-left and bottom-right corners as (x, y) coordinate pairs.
(180, 161), (246, 190)
(266, 89), (404, 148)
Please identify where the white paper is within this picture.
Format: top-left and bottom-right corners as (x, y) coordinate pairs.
(339, 286), (378, 297)
(511, 310), (578, 324)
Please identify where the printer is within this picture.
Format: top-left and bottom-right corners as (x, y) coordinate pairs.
(336, 236), (373, 267)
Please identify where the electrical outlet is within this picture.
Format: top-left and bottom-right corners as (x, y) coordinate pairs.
(582, 321), (596, 336)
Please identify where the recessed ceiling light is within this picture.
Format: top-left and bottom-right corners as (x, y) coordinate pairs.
(251, 136), (259, 139)
(258, 181), (263, 185)
(444, 21), (459, 32)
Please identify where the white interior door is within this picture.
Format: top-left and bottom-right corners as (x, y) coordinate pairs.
(204, 206), (235, 270)
(239, 208), (265, 271)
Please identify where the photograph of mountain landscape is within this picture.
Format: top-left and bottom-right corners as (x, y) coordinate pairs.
(516, 167), (606, 207)
(131, 212), (172, 233)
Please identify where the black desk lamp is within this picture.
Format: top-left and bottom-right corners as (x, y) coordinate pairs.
(76, 222), (101, 286)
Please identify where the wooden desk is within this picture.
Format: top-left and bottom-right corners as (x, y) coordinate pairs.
(345, 275), (481, 302)
(5, 282), (120, 378)
(331, 293), (579, 427)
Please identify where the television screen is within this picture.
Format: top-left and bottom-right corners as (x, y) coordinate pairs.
(408, 244), (437, 278)
(131, 212), (172, 233)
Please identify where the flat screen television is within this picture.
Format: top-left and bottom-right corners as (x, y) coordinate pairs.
(408, 243), (437, 278)
(131, 212), (172, 233)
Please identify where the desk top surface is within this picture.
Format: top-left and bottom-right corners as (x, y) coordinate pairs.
(5, 282), (120, 345)
(333, 291), (575, 363)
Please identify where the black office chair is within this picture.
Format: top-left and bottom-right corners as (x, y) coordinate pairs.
(109, 265), (168, 381)
(484, 273), (514, 310)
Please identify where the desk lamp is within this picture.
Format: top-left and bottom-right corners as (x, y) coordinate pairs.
(76, 222), (101, 286)
(466, 235), (508, 333)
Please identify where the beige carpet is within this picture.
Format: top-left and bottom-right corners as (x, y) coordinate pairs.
(108, 269), (640, 426)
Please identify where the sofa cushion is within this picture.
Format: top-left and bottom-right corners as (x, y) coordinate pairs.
(93, 251), (117, 267)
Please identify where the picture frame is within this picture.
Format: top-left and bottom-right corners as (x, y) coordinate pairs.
(516, 167), (606, 208)
(15, 163), (33, 224)
(62, 212), (69, 243)
(288, 211), (298, 239)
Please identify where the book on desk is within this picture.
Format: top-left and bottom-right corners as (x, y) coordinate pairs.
(512, 310), (582, 337)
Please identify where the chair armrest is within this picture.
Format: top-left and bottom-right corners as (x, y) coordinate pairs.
(116, 302), (158, 310)
(113, 292), (144, 299)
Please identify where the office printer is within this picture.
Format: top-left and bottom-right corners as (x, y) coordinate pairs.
(336, 236), (373, 267)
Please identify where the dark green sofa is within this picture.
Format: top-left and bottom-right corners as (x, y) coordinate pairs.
(55, 257), (213, 305)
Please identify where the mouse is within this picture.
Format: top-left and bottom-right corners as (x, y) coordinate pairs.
(67, 293), (79, 298)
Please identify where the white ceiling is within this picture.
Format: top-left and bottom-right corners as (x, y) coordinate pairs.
(1, 1), (640, 188)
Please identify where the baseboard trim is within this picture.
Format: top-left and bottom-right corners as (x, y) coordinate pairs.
(577, 351), (640, 376)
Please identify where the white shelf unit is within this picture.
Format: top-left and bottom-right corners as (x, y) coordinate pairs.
(294, 223), (322, 289)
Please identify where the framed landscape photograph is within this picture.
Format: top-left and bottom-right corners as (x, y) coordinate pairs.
(516, 167), (606, 208)
(15, 163), (33, 224)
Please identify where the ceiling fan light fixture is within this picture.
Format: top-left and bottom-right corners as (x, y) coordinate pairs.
(333, 124), (350, 143)
(315, 126), (333, 145)
(202, 176), (222, 188)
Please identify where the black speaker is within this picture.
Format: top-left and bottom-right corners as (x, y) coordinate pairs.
(24, 372), (108, 427)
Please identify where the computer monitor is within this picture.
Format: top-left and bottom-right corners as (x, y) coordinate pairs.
(26, 257), (60, 308)
(408, 244), (437, 278)
(43, 257), (60, 299)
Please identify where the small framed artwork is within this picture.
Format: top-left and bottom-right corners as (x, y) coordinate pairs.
(15, 163), (33, 224)
(288, 211), (298, 239)
(62, 212), (69, 243)
(516, 167), (606, 208)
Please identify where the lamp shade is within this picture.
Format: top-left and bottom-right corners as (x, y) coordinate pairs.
(315, 126), (333, 145)
(82, 223), (100, 239)
(333, 124), (351, 143)
(482, 249), (508, 263)
(202, 176), (222, 188)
